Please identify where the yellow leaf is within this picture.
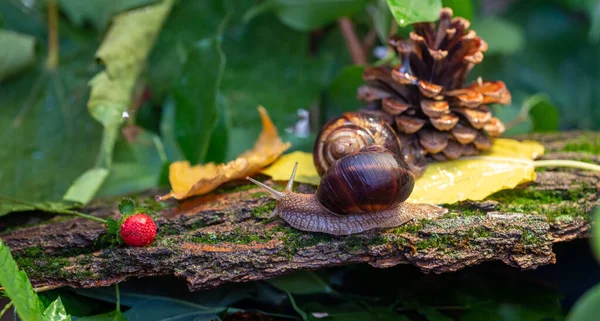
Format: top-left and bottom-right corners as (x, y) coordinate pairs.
(159, 106), (291, 200)
(261, 138), (545, 205)
(406, 138), (544, 204)
(260, 151), (321, 186)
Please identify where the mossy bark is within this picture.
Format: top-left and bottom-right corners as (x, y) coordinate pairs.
(1, 132), (599, 292)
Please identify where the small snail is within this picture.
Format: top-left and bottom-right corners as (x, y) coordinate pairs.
(247, 145), (446, 236)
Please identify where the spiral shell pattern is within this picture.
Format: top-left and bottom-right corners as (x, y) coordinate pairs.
(313, 112), (402, 176)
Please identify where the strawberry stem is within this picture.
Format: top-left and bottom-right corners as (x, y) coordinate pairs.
(58, 209), (108, 224)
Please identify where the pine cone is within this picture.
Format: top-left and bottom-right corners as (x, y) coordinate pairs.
(357, 7), (511, 177)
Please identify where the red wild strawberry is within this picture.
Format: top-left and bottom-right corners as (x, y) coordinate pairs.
(120, 213), (157, 247)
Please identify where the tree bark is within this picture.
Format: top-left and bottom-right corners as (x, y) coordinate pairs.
(1, 132), (599, 292)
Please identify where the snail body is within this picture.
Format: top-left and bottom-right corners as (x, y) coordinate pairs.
(247, 146), (446, 236)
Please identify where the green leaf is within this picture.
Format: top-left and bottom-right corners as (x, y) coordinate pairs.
(96, 129), (167, 197)
(0, 29), (35, 82)
(323, 65), (365, 120)
(106, 218), (120, 235)
(567, 283), (600, 321)
(267, 271), (334, 295)
(77, 310), (127, 321)
(221, 16), (337, 158)
(63, 168), (110, 204)
(418, 308), (453, 321)
(67, 0), (174, 204)
(0, 239), (44, 321)
(58, 0), (158, 30)
(589, 1), (600, 43)
(203, 94), (230, 164)
(0, 57), (102, 203)
(244, 0), (366, 31)
(523, 94), (560, 133)
(43, 297), (71, 321)
(442, 0), (472, 20)
(0, 197), (79, 217)
(591, 206), (600, 264)
(471, 17), (524, 54)
(370, 0), (393, 43)
(385, 0), (442, 26)
(171, 36), (226, 164)
(118, 198), (135, 215)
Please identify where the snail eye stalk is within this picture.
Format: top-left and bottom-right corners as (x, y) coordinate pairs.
(285, 162), (298, 192)
(246, 177), (284, 200)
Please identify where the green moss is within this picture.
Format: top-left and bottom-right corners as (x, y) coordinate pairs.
(415, 233), (456, 251)
(521, 229), (544, 246)
(251, 200), (277, 219)
(389, 220), (427, 235)
(14, 255), (69, 280)
(190, 226), (273, 245)
(442, 203), (488, 218)
(251, 192), (269, 199)
(271, 225), (331, 255)
(158, 223), (179, 236)
(562, 135), (600, 155)
(22, 246), (43, 257)
(487, 185), (594, 220)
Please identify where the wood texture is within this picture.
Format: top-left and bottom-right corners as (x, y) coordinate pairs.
(1, 132), (599, 292)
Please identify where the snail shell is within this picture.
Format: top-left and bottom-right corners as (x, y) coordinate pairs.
(317, 145), (414, 215)
(313, 112), (402, 176)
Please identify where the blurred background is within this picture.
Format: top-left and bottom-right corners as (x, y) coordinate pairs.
(1, 0), (600, 202)
(1, 0), (600, 320)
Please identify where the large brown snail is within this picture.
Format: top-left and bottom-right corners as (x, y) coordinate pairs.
(247, 112), (446, 236)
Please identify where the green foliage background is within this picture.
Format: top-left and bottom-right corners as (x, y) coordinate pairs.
(1, 0), (600, 320)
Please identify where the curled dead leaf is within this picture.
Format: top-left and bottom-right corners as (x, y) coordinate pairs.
(158, 106), (291, 201)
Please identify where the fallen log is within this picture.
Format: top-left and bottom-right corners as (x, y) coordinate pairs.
(1, 132), (599, 292)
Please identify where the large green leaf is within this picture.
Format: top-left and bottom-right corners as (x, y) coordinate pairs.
(171, 36), (226, 164)
(244, 0), (367, 31)
(567, 284), (600, 321)
(65, 0), (173, 204)
(472, 17), (524, 55)
(203, 94), (230, 164)
(0, 197), (79, 217)
(526, 94), (560, 132)
(77, 311), (127, 321)
(592, 206), (600, 264)
(96, 129), (167, 197)
(0, 49), (103, 203)
(0, 239), (44, 321)
(221, 15), (338, 159)
(267, 271), (334, 295)
(323, 65), (365, 120)
(58, 0), (158, 30)
(385, 0), (442, 26)
(0, 29), (36, 82)
(43, 297), (71, 321)
(370, 0), (393, 43)
(442, 0), (472, 20)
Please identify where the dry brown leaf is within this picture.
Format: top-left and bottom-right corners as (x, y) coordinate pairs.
(158, 106), (291, 201)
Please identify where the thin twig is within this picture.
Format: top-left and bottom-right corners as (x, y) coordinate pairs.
(45, 0), (59, 70)
(362, 27), (378, 53)
(338, 17), (368, 65)
(0, 301), (14, 320)
(115, 284), (121, 312)
(0, 284), (63, 293)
